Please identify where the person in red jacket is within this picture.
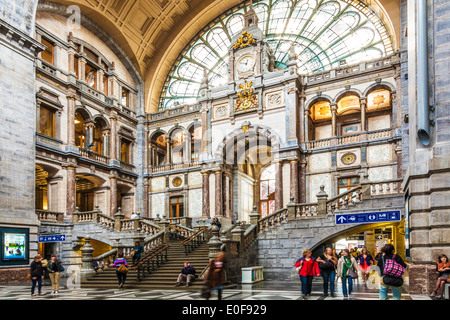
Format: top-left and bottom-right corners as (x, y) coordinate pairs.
(294, 249), (320, 299)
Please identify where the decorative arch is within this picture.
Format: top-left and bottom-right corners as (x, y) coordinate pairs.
(363, 81), (396, 97)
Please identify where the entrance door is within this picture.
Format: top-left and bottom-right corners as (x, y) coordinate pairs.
(260, 164), (276, 218)
(170, 196), (184, 218)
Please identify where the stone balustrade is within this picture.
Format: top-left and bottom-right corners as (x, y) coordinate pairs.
(35, 209), (64, 223)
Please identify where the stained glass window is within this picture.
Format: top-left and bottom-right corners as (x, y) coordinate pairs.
(159, 0), (393, 110)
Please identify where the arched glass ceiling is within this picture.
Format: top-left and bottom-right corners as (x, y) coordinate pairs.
(158, 0), (393, 110)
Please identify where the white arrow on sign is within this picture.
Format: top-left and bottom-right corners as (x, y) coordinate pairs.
(337, 216), (347, 223)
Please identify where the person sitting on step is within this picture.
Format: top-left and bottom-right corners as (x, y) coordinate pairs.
(175, 262), (196, 287)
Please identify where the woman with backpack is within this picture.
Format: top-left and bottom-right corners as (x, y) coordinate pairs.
(374, 244), (407, 300)
(316, 247), (338, 298)
(110, 252), (128, 289)
(336, 249), (359, 299)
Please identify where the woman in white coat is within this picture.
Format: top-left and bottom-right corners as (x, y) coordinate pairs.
(336, 249), (360, 299)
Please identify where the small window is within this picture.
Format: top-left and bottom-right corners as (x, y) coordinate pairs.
(39, 105), (55, 138)
(170, 196), (184, 218)
(121, 88), (130, 107)
(41, 38), (54, 65)
(120, 139), (131, 163)
(338, 177), (360, 194)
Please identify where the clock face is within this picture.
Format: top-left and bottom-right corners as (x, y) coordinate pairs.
(238, 56), (255, 72)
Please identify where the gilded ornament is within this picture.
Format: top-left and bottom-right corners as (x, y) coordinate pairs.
(233, 30), (256, 49)
(235, 80), (258, 111)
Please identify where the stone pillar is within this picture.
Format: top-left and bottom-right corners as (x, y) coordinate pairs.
(215, 170), (223, 217)
(331, 103), (337, 137)
(67, 94), (76, 147)
(364, 230), (375, 256)
(114, 207), (124, 232)
(360, 98), (367, 131)
(80, 236), (95, 281)
(304, 109), (310, 142)
(65, 162), (77, 216)
(275, 162), (283, 210)
(290, 160), (299, 203)
(202, 172), (210, 218)
(299, 159), (307, 203)
(109, 113), (118, 161)
(166, 135), (172, 164)
(316, 185), (328, 215)
(207, 224), (223, 259)
(110, 173), (118, 216)
(79, 55), (86, 82)
(249, 206), (260, 226)
(299, 93), (306, 143)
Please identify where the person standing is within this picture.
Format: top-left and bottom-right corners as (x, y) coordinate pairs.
(205, 251), (226, 300)
(430, 254), (450, 299)
(294, 249), (320, 299)
(336, 249), (359, 299)
(30, 254), (44, 296)
(356, 247), (373, 286)
(47, 254), (63, 295)
(110, 253), (128, 289)
(374, 244), (407, 300)
(317, 247), (338, 298)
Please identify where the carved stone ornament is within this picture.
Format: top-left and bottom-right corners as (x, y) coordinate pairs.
(172, 176), (182, 187)
(235, 80), (258, 111)
(232, 30), (256, 49)
(341, 152), (357, 165)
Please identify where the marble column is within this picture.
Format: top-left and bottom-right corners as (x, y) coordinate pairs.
(299, 159), (307, 203)
(299, 93), (306, 143)
(215, 170), (223, 217)
(65, 163), (76, 216)
(275, 162), (283, 210)
(202, 172), (210, 218)
(331, 103), (337, 137)
(67, 94), (76, 146)
(109, 113), (118, 160)
(304, 108), (310, 142)
(290, 160), (299, 203)
(360, 98), (367, 131)
(110, 174), (118, 216)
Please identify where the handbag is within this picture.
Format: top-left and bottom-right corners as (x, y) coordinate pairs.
(383, 255), (404, 278)
(118, 262), (128, 274)
(349, 268), (358, 279)
(26, 274), (31, 280)
(382, 274), (403, 287)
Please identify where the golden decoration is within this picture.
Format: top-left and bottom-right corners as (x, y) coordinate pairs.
(232, 30), (256, 49)
(235, 80), (258, 111)
(172, 177), (182, 187)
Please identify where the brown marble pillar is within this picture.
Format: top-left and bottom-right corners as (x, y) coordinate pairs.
(275, 162), (283, 210)
(110, 113), (117, 160)
(299, 160), (307, 203)
(110, 175), (118, 216)
(360, 98), (367, 131)
(202, 172), (210, 218)
(65, 163), (76, 216)
(67, 94), (76, 146)
(215, 170), (223, 217)
(290, 160), (299, 203)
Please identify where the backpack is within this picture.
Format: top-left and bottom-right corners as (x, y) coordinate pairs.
(383, 254), (405, 278)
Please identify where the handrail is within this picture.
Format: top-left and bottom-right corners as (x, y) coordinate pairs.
(181, 227), (209, 255)
(131, 243), (171, 280)
(180, 227), (208, 245)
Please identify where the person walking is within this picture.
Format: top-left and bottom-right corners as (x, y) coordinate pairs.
(110, 253), (128, 289)
(336, 249), (359, 299)
(294, 249), (320, 299)
(204, 251), (226, 300)
(316, 247), (337, 298)
(430, 254), (450, 299)
(175, 262), (196, 287)
(47, 254), (63, 295)
(356, 247), (373, 286)
(374, 244), (407, 300)
(131, 241), (144, 264)
(30, 254), (44, 296)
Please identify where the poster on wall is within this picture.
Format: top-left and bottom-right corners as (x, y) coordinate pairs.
(0, 227), (29, 264)
(3, 232), (26, 260)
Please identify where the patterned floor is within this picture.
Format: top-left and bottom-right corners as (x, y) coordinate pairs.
(0, 278), (431, 300)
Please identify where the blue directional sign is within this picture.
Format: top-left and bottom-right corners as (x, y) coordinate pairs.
(38, 235), (66, 243)
(335, 210), (401, 225)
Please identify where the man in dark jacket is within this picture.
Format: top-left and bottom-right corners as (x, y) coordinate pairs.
(175, 262), (196, 287)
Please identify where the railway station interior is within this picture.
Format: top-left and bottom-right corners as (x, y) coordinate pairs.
(0, 0), (449, 302)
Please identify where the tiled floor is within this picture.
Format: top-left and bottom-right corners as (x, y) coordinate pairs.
(0, 278), (431, 300)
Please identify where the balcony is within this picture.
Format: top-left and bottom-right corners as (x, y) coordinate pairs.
(36, 133), (63, 150)
(79, 148), (110, 164)
(306, 128), (398, 150)
(148, 161), (200, 174)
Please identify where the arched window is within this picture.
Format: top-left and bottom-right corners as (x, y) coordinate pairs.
(171, 128), (185, 164)
(190, 125), (202, 161)
(159, 0), (393, 110)
(74, 112), (86, 148)
(260, 164), (276, 217)
(92, 120), (105, 155)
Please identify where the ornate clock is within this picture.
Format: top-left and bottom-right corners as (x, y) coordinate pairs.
(237, 55), (255, 73)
